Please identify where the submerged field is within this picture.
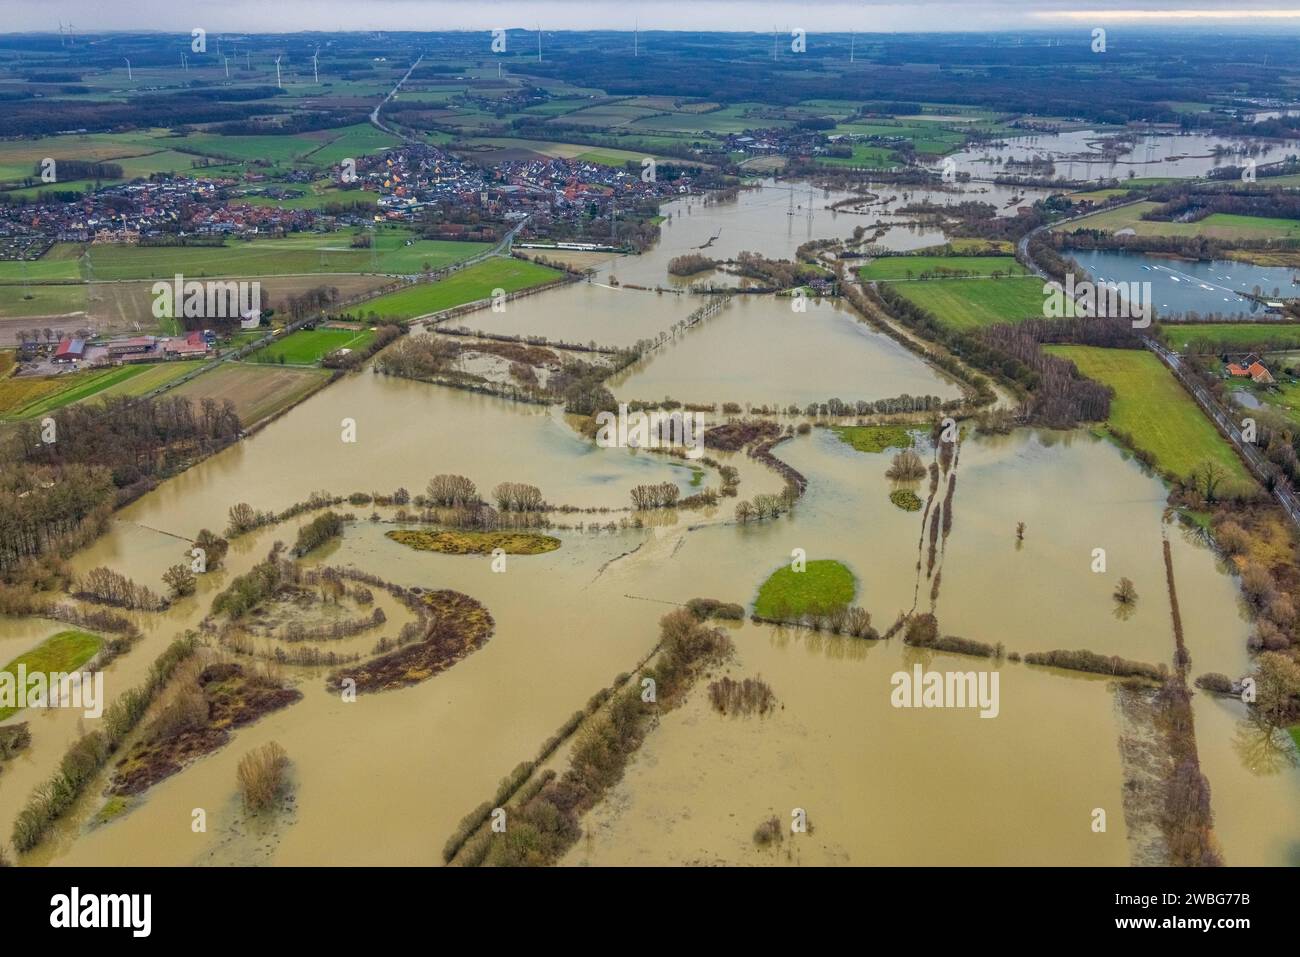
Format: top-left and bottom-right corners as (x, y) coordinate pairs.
(1, 120), (1294, 873)
(3, 277), (1293, 868)
(609, 296), (963, 407)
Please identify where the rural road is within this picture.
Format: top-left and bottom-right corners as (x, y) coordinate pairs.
(370, 55), (424, 142)
(1015, 197), (1147, 280)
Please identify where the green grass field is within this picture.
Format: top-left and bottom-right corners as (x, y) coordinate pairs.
(35, 365), (161, 411)
(831, 425), (915, 454)
(861, 255), (1028, 282)
(1045, 345), (1254, 494)
(1070, 188), (1133, 203)
(303, 124), (404, 165)
(0, 630), (102, 720)
(96, 360), (206, 398)
(832, 121), (967, 155)
(160, 132), (325, 164)
(237, 185), (381, 211)
(0, 130), (169, 182)
(0, 246), (83, 282)
(1256, 379), (1300, 432)
(894, 276), (1062, 330)
(361, 258), (562, 320)
(252, 327), (376, 365)
(0, 282), (87, 318)
(1060, 202), (1300, 240)
(753, 559), (857, 619)
(817, 144), (901, 168)
(1161, 323), (1300, 353)
(72, 231), (490, 281)
(629, 103), (791, 135)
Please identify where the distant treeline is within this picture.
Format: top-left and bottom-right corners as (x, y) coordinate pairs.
(0, 92), (284, 137)
(19, 160), (123, 183)
(208, 110), (366, 137)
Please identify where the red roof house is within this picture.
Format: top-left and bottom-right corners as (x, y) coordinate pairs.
(53, 337), (85, 362)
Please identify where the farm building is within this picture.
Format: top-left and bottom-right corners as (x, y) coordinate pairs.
(52, 337), (85, 363)
(1226, 354), (1275, 383)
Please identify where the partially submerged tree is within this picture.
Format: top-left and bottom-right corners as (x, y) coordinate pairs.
(1113, 577), (1138, 605)
(1252, 652), (1300, 726)
(885, 449), (926, 481)
(162, 563), (197, 598)
(1190, 460), (1228, 504)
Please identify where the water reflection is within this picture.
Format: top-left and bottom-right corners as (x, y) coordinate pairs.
(1231, 714), (1300, 776)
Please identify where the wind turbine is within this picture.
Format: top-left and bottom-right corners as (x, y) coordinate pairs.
(274, 56), (283, 89)
(124, 58), (133, 81)
(537, 24), (542, 62)
(181, 52), (188, 72)
(312, 46), (320, 83)
(223, 56), (230, 79)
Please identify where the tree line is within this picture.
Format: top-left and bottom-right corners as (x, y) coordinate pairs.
(16, 395), (241, 496)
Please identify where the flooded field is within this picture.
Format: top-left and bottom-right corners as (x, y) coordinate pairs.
(462, 180), (1040, 347)
(5, 407), (1281, 866)
(565, 628), (1133, 866)
(1072, 249), (1300, 318)
(0, 170), (1288, 871)
(69, 372), (699, 582)
(942, 129), (1300, 182)
(609, 295), (964, 408)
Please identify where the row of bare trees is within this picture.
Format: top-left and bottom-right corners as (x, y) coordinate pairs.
(492, 482), (545, 512)
(630, 482), (680, 510)
(426, 474), (479, 508)
(74, 566), (164, 611)
(734, 488), (798, 523)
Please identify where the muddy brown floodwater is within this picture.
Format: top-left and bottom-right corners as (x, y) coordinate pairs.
(2, 180), (1296, 867)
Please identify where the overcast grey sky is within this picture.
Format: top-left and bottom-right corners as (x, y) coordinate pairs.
(7, 1), (1300, 34)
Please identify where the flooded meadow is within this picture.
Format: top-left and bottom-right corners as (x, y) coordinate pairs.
(2, 176), (1294, 869)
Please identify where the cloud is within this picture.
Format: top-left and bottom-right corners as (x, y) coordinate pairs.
(7, 0), (1297, 32)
